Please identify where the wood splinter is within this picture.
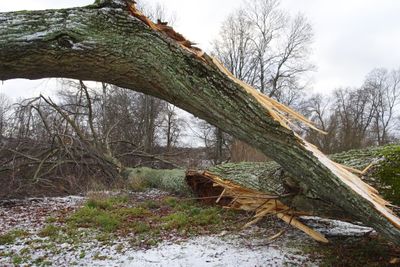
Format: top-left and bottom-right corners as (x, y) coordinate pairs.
(127, 1), (204, 59)
(189, 171), (329, 243)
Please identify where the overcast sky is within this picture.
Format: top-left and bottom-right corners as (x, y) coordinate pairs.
(1, 0), (400, 100)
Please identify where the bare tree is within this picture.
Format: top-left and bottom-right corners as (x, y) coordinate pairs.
(303, 67), (400, 153)
(212, 9), (257, 85)
(213, 0), (314, 162)
(213, 0), (314, 106)
(160, 103), (183, 151)
(136, 0), (177, 25)
(303, 93), (338, 153)
(0, 93), (10, 139)
(133, 1), (179, 153)
(364, 68), (400, 145)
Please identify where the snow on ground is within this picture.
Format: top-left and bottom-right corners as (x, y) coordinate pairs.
(7, 234), (311, 267)
(117, 235), (310, 267)
(0, 196), (84, 235)
(0, 192), (376, 266)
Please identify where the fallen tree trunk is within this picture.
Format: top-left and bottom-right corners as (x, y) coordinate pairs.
(188, 144), (400, 220)
(0, 0), (399, 244)
(124, 144), (399, 242)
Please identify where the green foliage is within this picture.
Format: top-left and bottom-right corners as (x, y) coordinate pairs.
(1, 192), (241, 266)
(68, 195), (153, 233)
(0, 232), (16, 245)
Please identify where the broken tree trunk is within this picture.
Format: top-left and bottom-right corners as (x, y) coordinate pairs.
(0, 0), (399, 244)
(124, 145), (399, 242)
(188, 144), (400, 221)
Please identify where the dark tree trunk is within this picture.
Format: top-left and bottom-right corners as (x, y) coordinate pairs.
(214, 128), (224, 165)
(0, 0), (399, 244)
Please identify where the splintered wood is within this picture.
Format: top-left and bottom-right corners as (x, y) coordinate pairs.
(210, 56), (400, 230)
(126, 0), (400, 241)
(201, 171), (328, 243)
(128, 1), (204, 59)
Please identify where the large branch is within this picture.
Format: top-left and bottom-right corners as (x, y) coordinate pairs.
(188, 144), (400, 220)
(1, 0), (399, 244)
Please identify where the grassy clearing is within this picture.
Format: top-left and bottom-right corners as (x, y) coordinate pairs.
(46, 193), (238, 248)
(2, 192), (400, 265)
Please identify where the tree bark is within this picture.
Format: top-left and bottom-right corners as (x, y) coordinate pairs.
(188, 144), (400, 221)
(122, 145), (399, 236)
(0, 0), (399, 244)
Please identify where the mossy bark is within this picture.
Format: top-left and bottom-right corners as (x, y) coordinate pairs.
(193, 144), (400, 220)
(0, 1), (399, 244)
(123, 167), (190, 196)
(124, 145), (400, 223)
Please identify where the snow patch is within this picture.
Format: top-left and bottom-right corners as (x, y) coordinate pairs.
(117, 235), (311, 267)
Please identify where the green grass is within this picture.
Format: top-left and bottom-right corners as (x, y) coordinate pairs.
(42, 193), (239, 252)
(192, 207), (221, 226)
(163, 196), (178, 207)
(117, 207), (151, 217)
(68, 206), (121, 232)
(162, 212), (190, 229)
(12, 256), (23, 265)
(86, 195), (129, 210)
(0, 229), (29, 245)
(38, 225), (61, 239)
(161, 198), (225, 230)
(140, 200), (160, 209)
(0, 193), (243, 265)
(130, 221), (150, 233)
(45, 216), (57, 223)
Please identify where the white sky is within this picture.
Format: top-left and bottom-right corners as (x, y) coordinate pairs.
(1, 0), (400, 100)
